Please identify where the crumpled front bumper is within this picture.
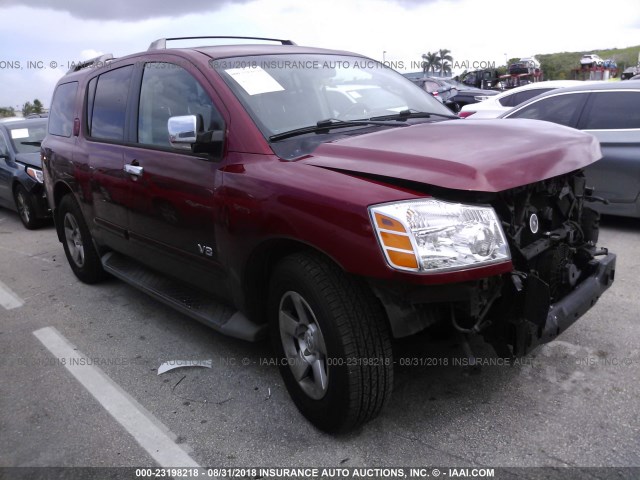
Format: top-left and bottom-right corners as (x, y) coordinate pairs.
(540, 252), (616, 343)
(516, 252), (616, 355)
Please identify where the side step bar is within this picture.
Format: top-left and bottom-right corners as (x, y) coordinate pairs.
(101, 252), (266, 342)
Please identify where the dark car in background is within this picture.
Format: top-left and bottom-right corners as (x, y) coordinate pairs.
(419, 77), (497, 112)
(429, 77), (498, 109)
(621, 66), (639, 80)
(502, 81), (640, 218)
(0, 118), (51, 228)
(419, 77), (459, 110)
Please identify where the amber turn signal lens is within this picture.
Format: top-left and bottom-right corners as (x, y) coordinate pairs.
(374, 213), (406, 233)
(387, 250), (419, 269)
(380, 231), (412, 250)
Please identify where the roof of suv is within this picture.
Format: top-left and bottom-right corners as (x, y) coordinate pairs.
(61, 41), (365, 81)
(191, 44), (358, 59)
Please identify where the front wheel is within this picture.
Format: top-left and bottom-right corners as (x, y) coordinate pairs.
(58, 194), (107, 284)
(446, 102), (461, 113)
(14, 184), (41, 229)
(269, 253), (393, 432)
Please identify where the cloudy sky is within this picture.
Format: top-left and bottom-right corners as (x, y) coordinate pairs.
(1, 0), (639, 109)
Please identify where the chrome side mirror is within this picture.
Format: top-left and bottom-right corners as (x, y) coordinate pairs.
(168, 115), (197, 149)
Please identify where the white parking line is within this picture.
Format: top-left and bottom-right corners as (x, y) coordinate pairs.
(0, 280), (24, 310)
(33, 327), (202, 469)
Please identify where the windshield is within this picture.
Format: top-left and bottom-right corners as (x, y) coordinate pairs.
(8, 120), (47, 154)
(212, 54), (452, 139)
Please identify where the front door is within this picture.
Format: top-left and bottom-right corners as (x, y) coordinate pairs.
(122, 60), (228, 293)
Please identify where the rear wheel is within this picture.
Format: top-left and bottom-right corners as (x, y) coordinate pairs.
(269, 252), (393, 432)
(58, 194), (107, 284)
(14, 184), (41, 230)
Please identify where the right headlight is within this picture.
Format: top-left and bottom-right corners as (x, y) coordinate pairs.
(369, 199), (511, 273)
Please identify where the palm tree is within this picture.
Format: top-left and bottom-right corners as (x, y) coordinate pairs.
(421, 52), (440, 74)
(438, 49), (453, 75)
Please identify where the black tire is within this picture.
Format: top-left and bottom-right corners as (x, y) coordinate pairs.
(58, 194), (107, 284)
(269, 252), (393, 432)
(448, 102), (461, 114)
(14, 184), (41, 230)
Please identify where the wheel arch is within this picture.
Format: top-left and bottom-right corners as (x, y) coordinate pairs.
(242, 238), (365, 325)
(11, 179), (24, 204)
(52, 181), (74, 241)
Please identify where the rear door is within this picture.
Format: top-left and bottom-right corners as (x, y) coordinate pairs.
(121, 59), (228, 293)
(81, 65), (135, 247)
(578, 90), (640, 204)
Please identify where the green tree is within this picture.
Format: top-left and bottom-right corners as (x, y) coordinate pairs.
(0, 106), (15, 118)
(421, 52), (440, 73)
(33, 99), (43, 114)
(21, 98), (45, 117)
(22, 101), (34, 117)
(438, 49), (453, 75)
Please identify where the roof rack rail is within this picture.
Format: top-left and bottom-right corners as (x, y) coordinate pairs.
(148, 36), (296, 50)
(66, 54), (114, 74)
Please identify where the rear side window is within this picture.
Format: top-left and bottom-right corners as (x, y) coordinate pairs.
(48, 82), (78, 137)
(506, 92), (588, 128)
(510, 88), (554, 107)
(423, 81), (439, 94)
(88, 65), (134, 141)
(582, 91), (640, 130)
(499, 88), (552, 108)
(499, 91), (519, 107)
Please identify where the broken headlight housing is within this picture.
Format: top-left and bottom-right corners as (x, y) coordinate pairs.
(370, 199), (511, 272)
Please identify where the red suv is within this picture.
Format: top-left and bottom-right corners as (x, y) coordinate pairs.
(42, 36), (616, 432)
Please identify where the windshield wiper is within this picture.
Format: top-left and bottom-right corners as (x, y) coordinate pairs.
(269, 118), (408, 142)
(20, 141), (42, 146)
(370, 109), (460, 121)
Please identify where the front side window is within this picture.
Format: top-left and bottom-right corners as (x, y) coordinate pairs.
(582, 91), (640, 130)
(89, 65), (134, 141)
(48, 81), (78, 137)
(506, 92), (589, 128)
(138, 63), (223, 148)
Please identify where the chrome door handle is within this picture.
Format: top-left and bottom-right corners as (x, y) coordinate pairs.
(124, 164), (144, 177)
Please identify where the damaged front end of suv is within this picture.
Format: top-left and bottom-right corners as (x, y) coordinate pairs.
(367, 170), (616, 358)
(306, 119), (617, 360)
(482, 171), (615, 356)
(414, 170), (616, 358)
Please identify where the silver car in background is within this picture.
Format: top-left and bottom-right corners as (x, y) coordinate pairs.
(501, 81), (640, 218)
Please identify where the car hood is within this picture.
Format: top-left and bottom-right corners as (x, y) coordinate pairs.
(301, 119), (601, 193)
(15, 153), (42, 168)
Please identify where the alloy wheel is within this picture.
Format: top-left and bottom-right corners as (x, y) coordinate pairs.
(63, 213), (85, 267)
(278, 291), (329, 400)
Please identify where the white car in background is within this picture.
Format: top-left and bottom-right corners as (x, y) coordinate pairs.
(458, 80), (586, 119)
(580, 54), (604, 67)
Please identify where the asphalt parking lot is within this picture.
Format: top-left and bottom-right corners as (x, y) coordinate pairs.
(1, 208), (639, 472)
